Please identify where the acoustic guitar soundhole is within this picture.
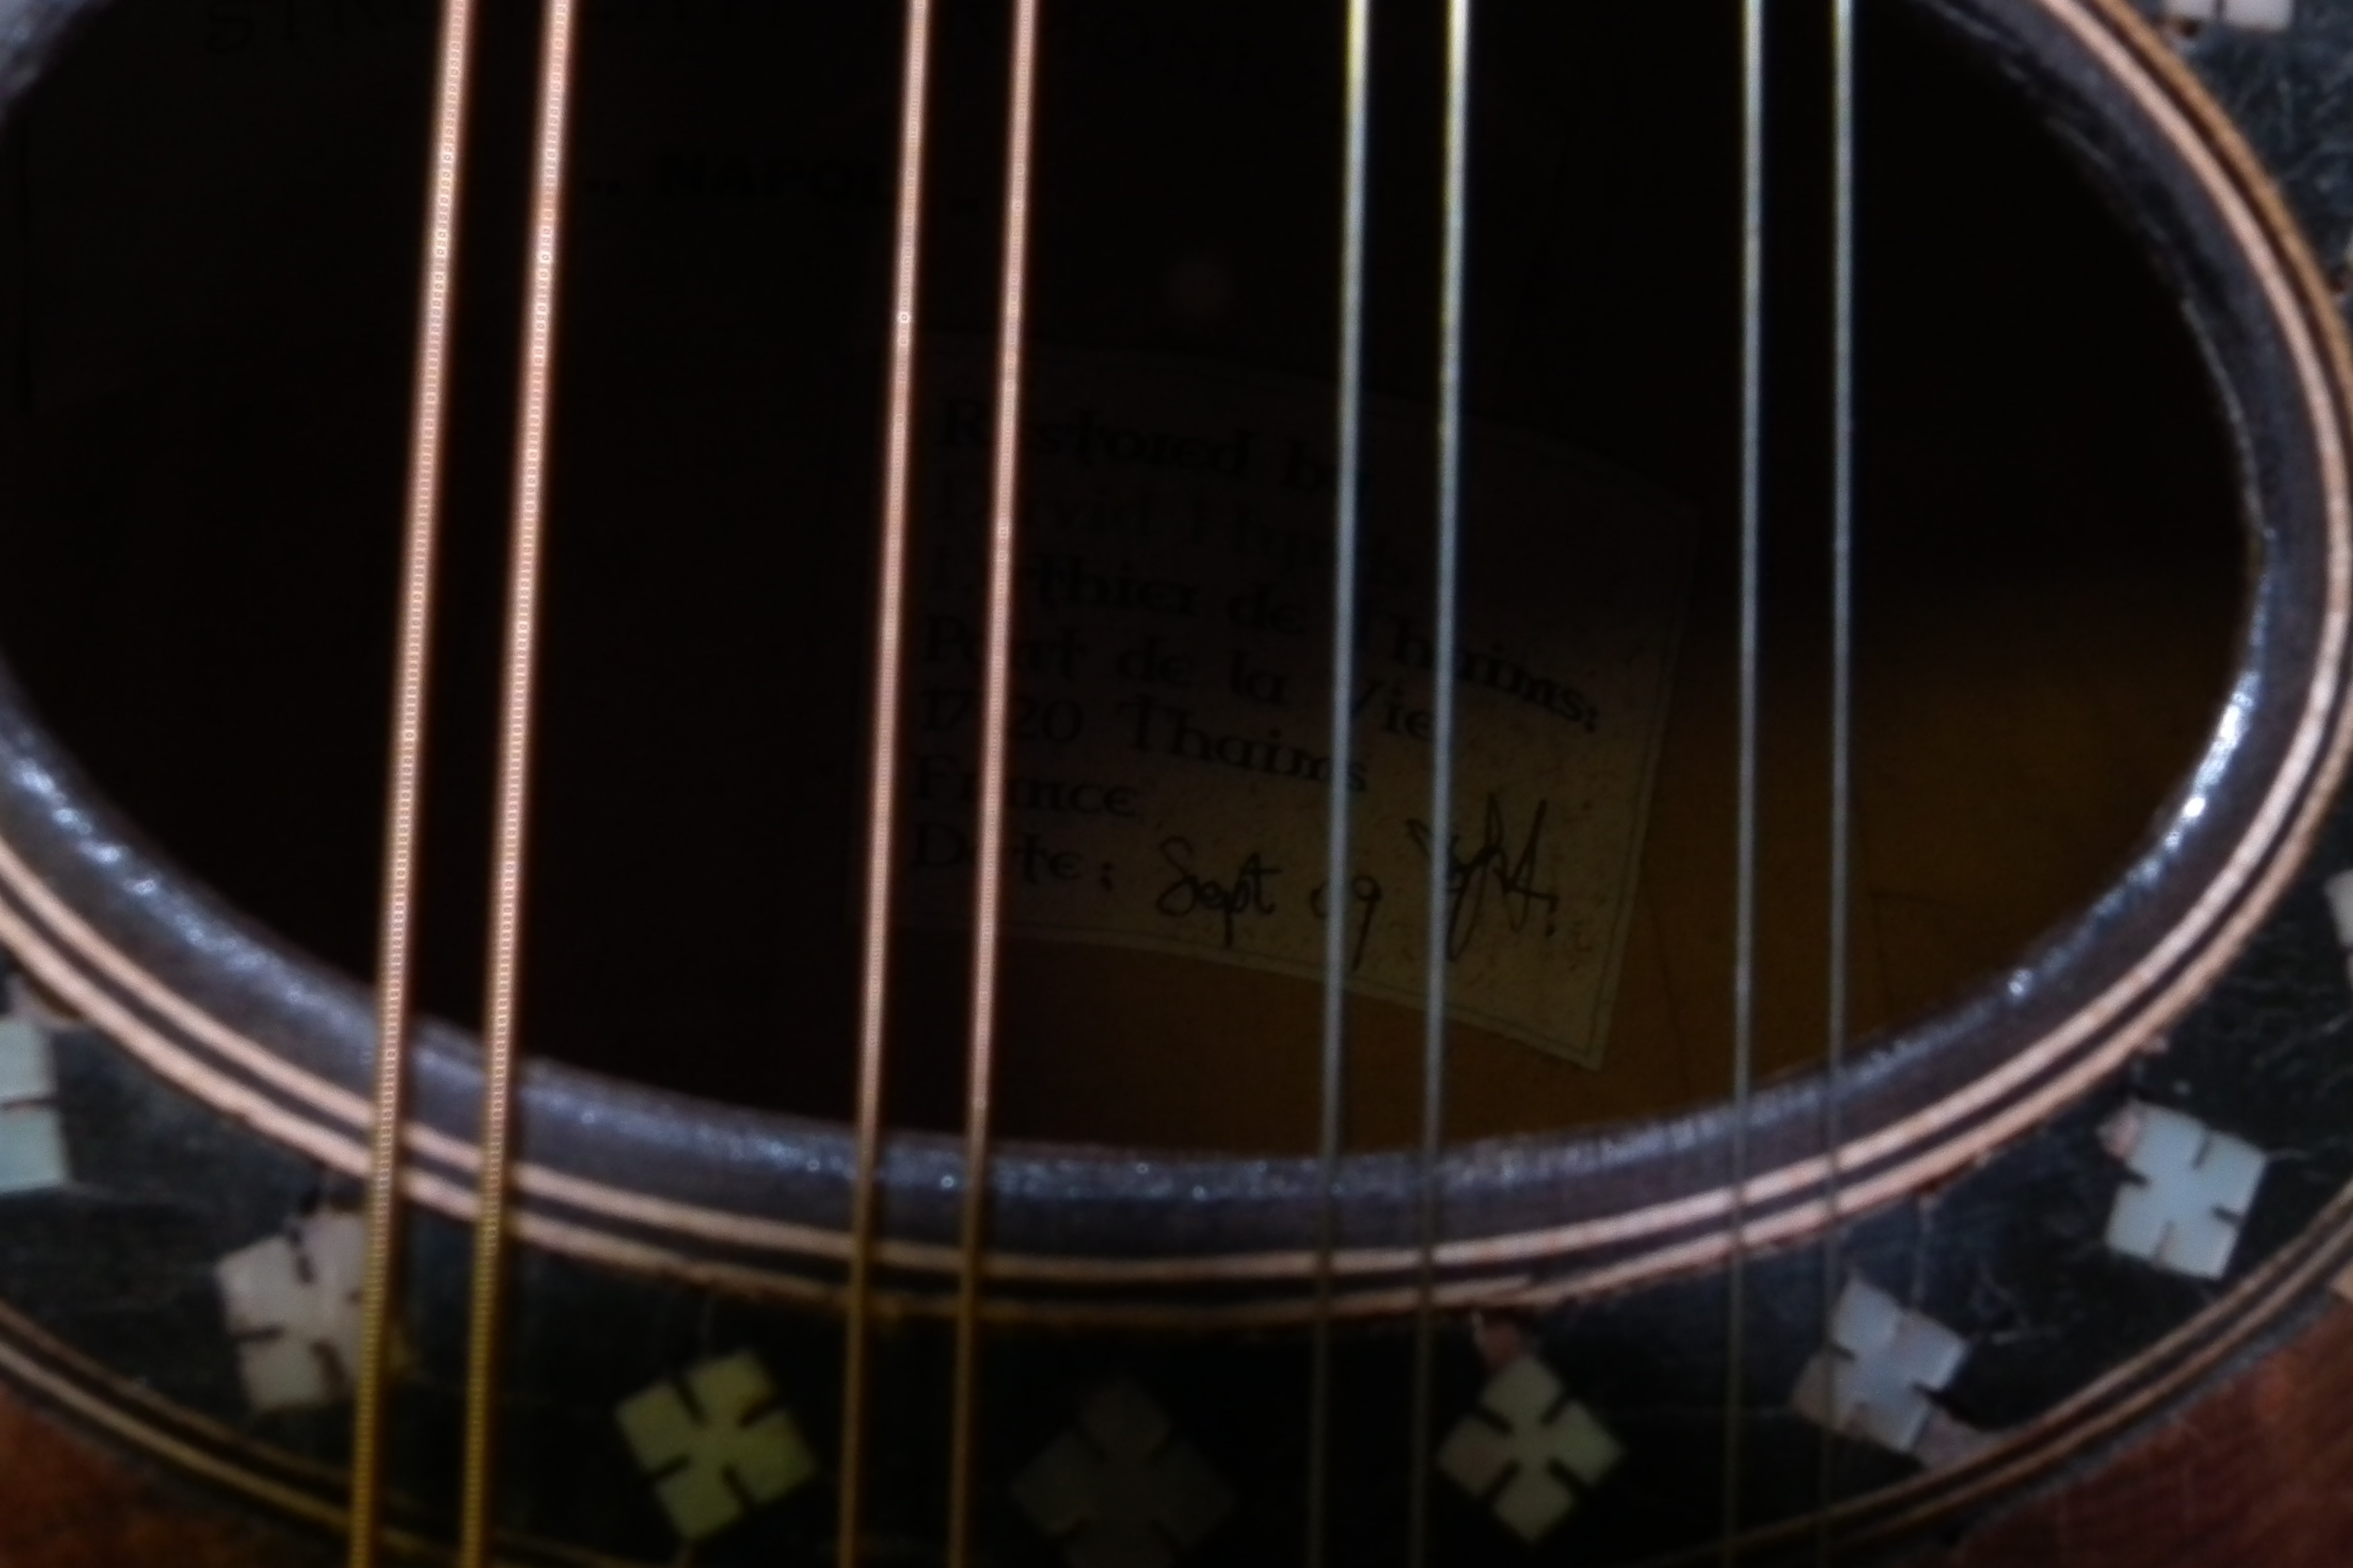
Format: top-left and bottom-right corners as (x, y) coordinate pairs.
(0, 0), (2239, 1153)
(2, 0), (2350, 1563)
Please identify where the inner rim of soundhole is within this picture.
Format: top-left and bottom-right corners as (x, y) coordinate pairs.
(0, 0), (2241, 1152)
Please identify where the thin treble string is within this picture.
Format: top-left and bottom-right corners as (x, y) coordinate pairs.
(836, 0), (938, 1560)
(1817, 0), (1856, 1557)
(456, 0), (581, 1557)
(945, 0), (1045, 1561)
(1304, 0), (1372, 1561)
(1404, 1), (1472, 1565)
(1722, 0), (1767, 1561)
(348, 0), (479, 1555)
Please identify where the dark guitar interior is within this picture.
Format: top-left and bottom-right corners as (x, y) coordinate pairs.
(0, 0), (2239, 1151)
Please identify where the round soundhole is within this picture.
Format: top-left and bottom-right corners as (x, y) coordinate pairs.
(0, 0), (2238, 1152)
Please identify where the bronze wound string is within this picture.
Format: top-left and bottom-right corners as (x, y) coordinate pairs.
(1819, 0), (1858, 1556)
(947, 1), (1047, 1561)
(350, 0), (481, 1557)
(837, 1), (939, 1561)
(1404, 2), (1474, 1564)
(456, 0), (582, 1558)
(1723, 0), (1768, 1558)
(1306, 1), (1375, 1563)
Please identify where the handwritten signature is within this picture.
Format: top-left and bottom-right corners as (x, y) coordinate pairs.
(1308, 874), (1386, 973)
(1406, 793), (1560, 960)
(1155, 837), (1281, 948)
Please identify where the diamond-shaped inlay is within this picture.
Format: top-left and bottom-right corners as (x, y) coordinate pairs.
(0, 1013), (66, 1196)
(2101, 1102), (2268, 1280)
(616, 1350), (816, 1542)
(1013, 1378), (1234, 1568)
(2323, 868), (2353, 985)
(1792, 1278), (1970, 1460)
(2159, 0), (2293, 31)
(214, 1210), (366, 1413)
(1436, 1353), (1623, 1542)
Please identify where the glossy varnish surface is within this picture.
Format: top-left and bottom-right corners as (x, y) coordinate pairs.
(1934, 1293), (2353, 1568)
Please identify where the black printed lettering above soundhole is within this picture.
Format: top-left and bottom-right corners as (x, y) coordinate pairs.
(898, 346), (1693, 1067)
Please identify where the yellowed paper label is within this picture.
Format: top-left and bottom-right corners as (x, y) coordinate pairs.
(900, 345), (1691, 1067)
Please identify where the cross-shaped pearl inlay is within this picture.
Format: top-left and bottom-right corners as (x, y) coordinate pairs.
(1012, 1378), (1234, 1568)
(615, 1350), (817, 1542)
(2159, 0), (2295, 32)
(1435, 1353), (1624, 1543)
(1792, 1277), (1984, 1464)
(2101, 1102), (2268, 1280)
(214, 1210), (366, 1413)
(0, 1013), (67, 1196)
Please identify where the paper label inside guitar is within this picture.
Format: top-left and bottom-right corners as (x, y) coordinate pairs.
(900, 345), (1693, 1067)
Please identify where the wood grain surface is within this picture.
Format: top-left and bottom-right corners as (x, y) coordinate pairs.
(0, 1388), (322, 1568)
(1928, 1291), (2353, 1568)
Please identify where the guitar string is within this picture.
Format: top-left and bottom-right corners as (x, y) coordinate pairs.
(1722, 0), (1767, 1558)
(349, 0), (480, 1555)
(342, 9), (1825, 1559)
(457, 0), (582, 1557)
(1304, 0), (1373, 1561)
(1818, 0), (1858, 1557)
(946, 1), (1046, 1561)
(1404, 1), (1474, 1563)
(836, 0), (938, 1561)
